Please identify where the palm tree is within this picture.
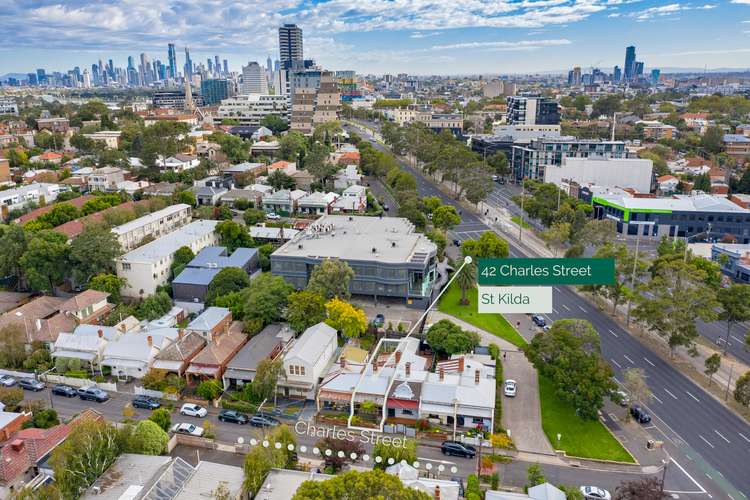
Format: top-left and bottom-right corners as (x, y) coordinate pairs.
(456, 261), (477, 305)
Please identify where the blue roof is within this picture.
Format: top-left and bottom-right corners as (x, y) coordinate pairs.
(724, 134), (750, 143)
(173, 267), (220, 286)
(188, 307), (231, 331)
(188, 246), (257, 269)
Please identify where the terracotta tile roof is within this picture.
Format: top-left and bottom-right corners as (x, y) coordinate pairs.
(59, 289), (109, 313)
(268, 160), (291, 171)
(657, 175), (678, 182)
(188, 323), (247, 367)
(14, 195), (95, 225)
(0, 422), (71, 484)
(39, 152), (63, 161)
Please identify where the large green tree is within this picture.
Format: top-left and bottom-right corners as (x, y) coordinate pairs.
(206, 267), (251, 305)
(717, 284), (750, 352)
(306, 259), (355, 300)
(426, 319), (480, 355)
(216, 220), (255, 252)
(244, 273), (294, 325)
(461, 231), (509, 259)
(20, 230), (69, 294)
(285, 290), (326, 332)
(292, 470), (430, 500)
(69, 223), (122, 283)
(125, 420), (168, 455)
(0, 225), (28, 290)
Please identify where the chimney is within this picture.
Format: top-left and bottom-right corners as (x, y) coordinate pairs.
(405, 362), (411, 377)
(340, 357), (346, 369)
(372, 359), (378, 373)
(434, 485), (440, 500)
(178, 329), (184, 339)
(147, 335), (153, 346)
(97, 329), (103, 338)
(474, 369), (480, 385)
(439, 368), (444, 382)
(458, 357), (464, 373)
(395, 350), (401, 364)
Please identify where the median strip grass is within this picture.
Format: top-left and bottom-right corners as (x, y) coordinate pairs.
(511, 215), (531, 229)
(538, 375), (635, 463)
(437, 281), (526, 347)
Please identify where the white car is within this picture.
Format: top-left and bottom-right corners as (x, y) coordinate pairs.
(503, 379), (517, 397)
(180, 403), (208, 418)
(266, 212), (281, 220)
(171, 423), (204, 437)
(0, 375), (17, 387)
(580, 486), (611, 500)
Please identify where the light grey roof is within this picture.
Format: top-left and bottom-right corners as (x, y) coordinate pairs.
(112, 204), (190, 236)
(174, 461), (244, 500)
(119, 220), (219, 264)
(188, 307), (230, 332)
(226, 324), (292, 373)
(284, 322), (336, 364)
(188, 246), (257, 269)
(173, 267), (219, 286)
(82, 454), (172, 500)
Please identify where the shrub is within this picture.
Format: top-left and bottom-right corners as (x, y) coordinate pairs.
(196, 380), (223, 402)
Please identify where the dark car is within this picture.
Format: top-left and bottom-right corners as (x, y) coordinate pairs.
(51, 384), (77, 397)
(373, 314), (385, 328)
(630, 405), (652, 424)
(132, 395), (161, 410)
(531, 315), (547, 327)
(440, 441), (476, 458)
(77, 386), (109, 403)
(218, 409), (249, 424)
(453, 239), (461, 247)
(18, 378), (45, 391)
(249, 415), (280, 428)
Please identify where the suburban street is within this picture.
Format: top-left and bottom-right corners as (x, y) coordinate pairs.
(349, 121), (750, 499)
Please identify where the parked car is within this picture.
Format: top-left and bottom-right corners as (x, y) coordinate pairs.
(630, 405), (651, 424)
(373, 314), (385, 328)
(531, 315), (547, 327)
(453, 239), (461, 247)
(440, 441), (476, 458)
(51, 384), (77, 397)
(218, 409), (248, 424)
(0, 375), (17, 387)
(266, 212), (281, 220)
(132, 395), (161, 410)
(580, 486), (611, 500)
(18, 378), (45, 391)
(249, 415), (280, 428)
(613, 390), (630, 407)
(77, 386), (109, 403)
(171, 423), (205, 437)
(180, 403), (208, 418)
(503, 379), (517, 397)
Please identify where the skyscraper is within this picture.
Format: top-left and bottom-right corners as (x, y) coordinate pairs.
(184, 47), (193, 80)
(36, 68), (46, 84)
(266, 56), (273, 73)
(634, 61), (644, 79)
(215, 55), (221, 75)
(223, 59), (229, 75)
(624, 45), (636, 81)
(651, 68), (661, 86)
(279, 24), (303, 70)
(207, 58), (214, 74)
(168, 43), (177, 79)
(274, 59), (280, 72)
(184, 76), (194, 111)
(201, 78), (230, 105)
(241, 61), (268, 94)
(82, 69), (91, 88)
(613, 65), (621, 83)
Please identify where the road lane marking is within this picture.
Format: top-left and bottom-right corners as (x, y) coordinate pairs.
(714, 429), (731, 444)
(608, 329), (618, 338)
(652, 394), (663, 404)
(698, 435), (715, 448)
(578, 305), (587, 312)
(623, 354), (635, 364)
(644, 357), (655, 367)
(610, 358), (622, 368)
(552, 308), (559, 315)
(668, 457), (707, 493)
(739, 432), (750, 443)
(685, 391), (700, 402)
(554, 287), (561, 292)
(664, 388), (678, 399)
(731, 335), (743, 343)
(562, 304), (571, 311)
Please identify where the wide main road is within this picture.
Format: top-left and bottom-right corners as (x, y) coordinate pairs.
(350, 123), (750, 498)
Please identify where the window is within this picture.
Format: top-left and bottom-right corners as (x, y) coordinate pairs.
(122, 263), (131, 271)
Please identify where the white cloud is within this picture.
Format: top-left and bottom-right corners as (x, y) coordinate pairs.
(411, 31), (443, 39)
(431, 39), (571, 50)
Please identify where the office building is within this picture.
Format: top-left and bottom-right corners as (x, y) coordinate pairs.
(152, 90), (204, 109)
(240, 61), (268, 95)
(593, 192), (750, 242)
(312, 71), (340, 125)
(279, 24), (303, 70)
(184, 47), (193, 80)
(271, 215), (437, 308)
(167, 43), (177, 79)
(613, 65), (622, 83)
(200, 78), (231, 105)
(506, 96), (560, 126)
(651, 68), (661, 85)
(511, 137), (628, 180)
(624, 45), (636, 81)
(634, 61), (644, 79)
(217, 94), (288, 126)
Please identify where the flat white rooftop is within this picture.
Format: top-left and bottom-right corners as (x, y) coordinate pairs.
(112, 203), (190, 235)
(119, 219), (218, 264)
(595, 193), (750, 214)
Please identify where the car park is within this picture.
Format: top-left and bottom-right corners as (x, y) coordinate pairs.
(503, 379), (517, 397)
(531, 315), (547, 327)
(0, 375), (17, 387)
(580, 486), (611, 500)
(180, 403), (208, 417)
(630, 405), (651, 424)
(51, 384), (77, 397)
(249, 415), (280, 428)
(132, 395), (161, 410)
(218, 409), (249, 424)
(77, 386), (109, 403)
(440, 441), (476, 458)
(171, 423), (204, 437)
(19, 378), (45, 391)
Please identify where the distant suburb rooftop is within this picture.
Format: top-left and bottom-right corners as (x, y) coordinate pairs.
(274, 214), (436, 264)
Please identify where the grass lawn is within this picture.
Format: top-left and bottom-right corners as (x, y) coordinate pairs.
(438, 281), (526, 347)
(511, 215), (531, 229)
(538, 375), (635, 463)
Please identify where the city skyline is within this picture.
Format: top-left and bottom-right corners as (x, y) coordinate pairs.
(1, 0), (750, 76)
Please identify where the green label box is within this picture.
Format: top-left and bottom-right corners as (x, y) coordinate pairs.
(478, 258), (615, 286)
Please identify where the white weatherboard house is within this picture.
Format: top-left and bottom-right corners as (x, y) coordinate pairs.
(116, 220), (219, 298)
(277, 322), (337, 399)
(101, 328), (179, 380)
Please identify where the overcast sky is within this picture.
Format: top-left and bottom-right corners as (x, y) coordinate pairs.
(1, 0), (749, 76)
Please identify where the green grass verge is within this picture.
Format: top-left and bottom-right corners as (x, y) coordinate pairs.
(437, 281), (526, 347)
(511, 215), (531, 229)
(538, 375), (635, 463)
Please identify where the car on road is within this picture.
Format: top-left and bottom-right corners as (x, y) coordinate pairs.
(266, 212), (281, 220)
(531, 315), (547, 327)
(171, 423), (204, 437)
(180, 403), (208, 418)
(440, 441), (476, 458)
(580, 486), (611, 500)
(19, 378), (45, 391)
(373, 313), (385, 328)
(51, 384), (77, 397)
(77, 386), (109, 403)
(218, 409), (249, 424)
(132, 395), (161, 410)
(630, 405), (651, 424)
(0, 375), (17, 387)
(503, 379), (517, 397)
(249, 415), (280, 428)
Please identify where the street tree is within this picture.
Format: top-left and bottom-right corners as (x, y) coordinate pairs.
(88, 274), (127, 302)
(148, 408), (171, 432)
(325, 298), (367, 338)
(426, 319), (480, 355)
(20, 230), (69, 294)
(206, 267), (251, 305)
(577, 219), (616, 248)
(307, 258), (355, 299)
(292, 470), (430, 500)
(243, 208), (267, 225)
(622, 368), (652, 406)
(717, 284), (750, 352)
(431, 205), (460, 231)
(216, 220), (255, 252)
(583, 243), (646, 315)
(69, 223), (122, 283)
(541, 222), (571, 256)
(461, 231), (509, 259)
(734, 370), (750, 407)
(613, 477), (668, 500)
(243, 441), (287, 496)
(487, 151), (509, 177)
(704, 353), (722, 386)
(126, 420), (168, 455)
(525, 464), (546, 490)
(252, 358), (285, 402)
(285, 290), (326, 333)
(455, 261), (477, 305)
(243, 273), (294, 325)
(315, 436), (365, 472)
